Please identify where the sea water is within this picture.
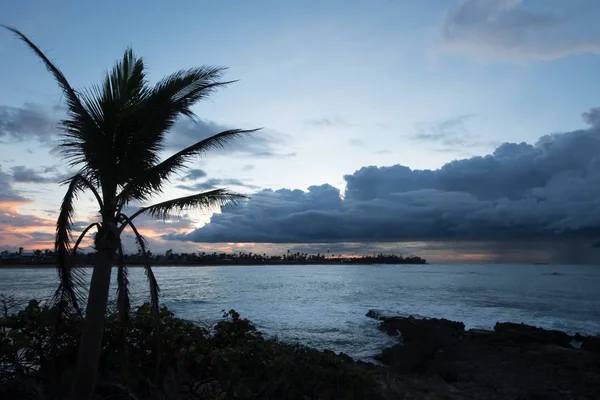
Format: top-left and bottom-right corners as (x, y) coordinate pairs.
(1, 264), (599, 360)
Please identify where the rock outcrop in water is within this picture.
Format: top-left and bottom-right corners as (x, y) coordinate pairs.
(367, 309), (600, 399)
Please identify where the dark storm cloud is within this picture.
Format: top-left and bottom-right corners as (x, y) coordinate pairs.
(10, 166), (69, 184)
(181, 169), (208, 181)
(0, 103), (57, 142)
(166, 107), (600, 247)
(176, 178), (260, 192)
(441, 0), (600, 61)
(169, 119), (293, 159)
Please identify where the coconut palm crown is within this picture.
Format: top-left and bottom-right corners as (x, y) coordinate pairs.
(4, 26), (256, 399)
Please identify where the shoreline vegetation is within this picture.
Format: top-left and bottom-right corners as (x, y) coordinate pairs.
(2, 297), (599, 399)
(0, 249), (427, 266)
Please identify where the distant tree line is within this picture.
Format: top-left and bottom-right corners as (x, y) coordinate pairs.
(0, 248), (426, 265)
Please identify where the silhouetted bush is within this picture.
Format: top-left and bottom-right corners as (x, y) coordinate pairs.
(1, 300), (381, 399)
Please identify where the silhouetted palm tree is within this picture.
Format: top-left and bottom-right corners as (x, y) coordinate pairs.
(4, 26), (255, 400)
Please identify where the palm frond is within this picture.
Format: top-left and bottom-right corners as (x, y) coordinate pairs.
(2, 26), (91, 122)
(117, 129), (258, 208)
(111, 67), (234, 192)
(61, 50), (151, 193)
(127, 189), (247, 222)
(53, 175), (90, 318)
(104, 48), (147, 109)
(2, 26), (102, 174)
(71, 222), (99, 259)
(75, 174), (104, 210)
(153, 66), (233, 115)
(100, 49), (152, 184)
(118, 214), (160, 322)
(115, 67), (232, 184)
(116, 242), (131, 324)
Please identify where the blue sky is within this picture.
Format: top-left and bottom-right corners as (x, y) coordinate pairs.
(2, 0), (600, 262)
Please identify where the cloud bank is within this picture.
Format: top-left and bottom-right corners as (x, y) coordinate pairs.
(440, 0), (600, 62)
(167, 107), (600, 251)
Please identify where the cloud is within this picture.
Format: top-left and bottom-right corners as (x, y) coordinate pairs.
(180, 169), (208, 181)
(304, 117), (351, 128)
(439, 0), (600, 62)
(0, 167), (27, 202)
(0, 102), (292, 159)
(0, 103), (58, 142)
(412, 114), (481, 150)
(169, 119), (293, 159)
(242, 165), (255, 171)
(111, 205), (204, 254)
(10, 165), (69, 183)
(166, 107), (600, 256)
(0, 169), (56, 250)
(583, 107), (600, 126)
(176, 178), (261, 192)
(374, 150), (392, 155)
(243, 151), (296, 159)
(165, 184), (344, 243)
(121, 205), (198, 232)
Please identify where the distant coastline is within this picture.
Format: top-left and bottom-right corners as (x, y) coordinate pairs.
(0, 250), (426, 267)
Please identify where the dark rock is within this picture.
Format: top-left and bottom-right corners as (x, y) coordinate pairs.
(582, 335), (600, 355)
(371, 313), (600, 399)
(467, 328), (494, 335)
(493, 322), (572, 347)
(373, 314), (465, 339)
(366, 309), (393, 321)
(432, 337), (600, 399)
(372, 315), (465, 373)
(366, 309), (426, 321)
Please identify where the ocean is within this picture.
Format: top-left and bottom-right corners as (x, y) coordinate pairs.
(1, 263), (599, 360)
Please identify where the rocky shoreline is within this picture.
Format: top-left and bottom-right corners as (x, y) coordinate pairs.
(366, 309), (600, 399)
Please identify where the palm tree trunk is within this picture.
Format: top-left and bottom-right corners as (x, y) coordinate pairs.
(69, 244), (115, 400)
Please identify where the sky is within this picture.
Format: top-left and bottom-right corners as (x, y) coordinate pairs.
(2, 0), (600, 263)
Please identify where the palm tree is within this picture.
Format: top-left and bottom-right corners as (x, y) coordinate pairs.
(4, 26), (255, 400)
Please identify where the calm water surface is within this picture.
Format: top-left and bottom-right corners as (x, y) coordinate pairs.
(1, 264), (599, 360)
